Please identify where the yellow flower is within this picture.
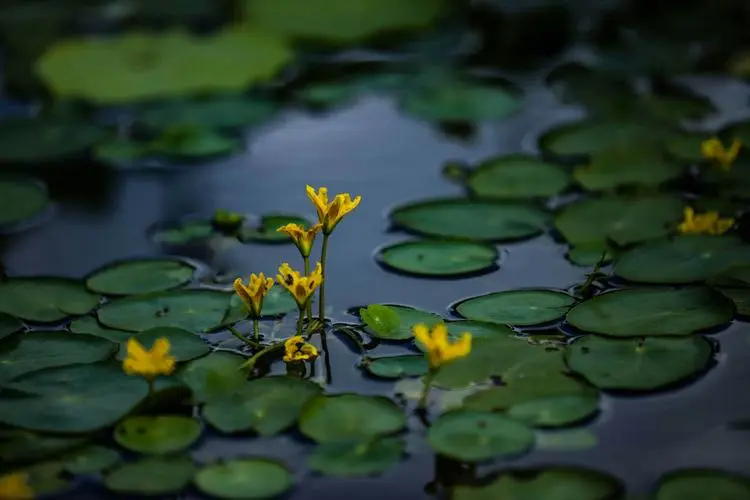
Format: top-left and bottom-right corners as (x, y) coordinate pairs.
(233, 273), (274, 318)
(306, 185), (362, 234)
(701, 137), (741, 171)
(123, 337), (176, 378)
(0, 471), (33, 499)
(413, 323), (472, 369)
(678, 207), (734, 235)
(276, 262), (323, 307)
(276, 223), (322, 257)
(283, 335), (319, 362)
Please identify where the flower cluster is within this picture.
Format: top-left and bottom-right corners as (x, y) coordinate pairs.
(678, 207), (734, 236)
(123, 337), (176, 380)
(283, 335), (319, 363)
(701, 137), (741, 172)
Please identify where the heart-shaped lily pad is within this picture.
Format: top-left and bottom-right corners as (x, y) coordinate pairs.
(565, 335), (713, 391)
(427, 411), (534, 461)
(114, 415), (202, 454)
(359, 304), (441, 341)
(376, 240), (498, 278)
(0, 278), (101, 323)
(194, 459), (292, 500)
(69, 316), (132, 342)
(308, 437), (405, 477)
(454, 289), (575, 326)
(462, 372), (592, 411)
(85, 258), (196, 295)
(466, 154), (570, 199)
(0, 179), (50, 229)
(506, 392), (599, 427)
(566, 287), (735, 337)
(104, 456), (195, 495)
(364, 355), (429, 379)
(390, 198), (548, 242)
(180, 351), (247, 403)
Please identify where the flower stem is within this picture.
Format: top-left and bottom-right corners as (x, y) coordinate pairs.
(296, 307), (305, 336)
(318, 233), (330, 321)
(227, 325), (262, 350)
(304, 256), (312, 321)
(253, 319), (260, 342)
(239, 341), (285, 373)
(419, 369), (436, 411)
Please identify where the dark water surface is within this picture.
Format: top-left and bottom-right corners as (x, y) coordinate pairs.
(4, 72), (750, 498)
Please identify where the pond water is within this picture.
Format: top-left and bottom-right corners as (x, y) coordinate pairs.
(2, 2), (750, 499)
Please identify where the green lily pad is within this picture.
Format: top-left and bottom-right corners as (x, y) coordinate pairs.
(566, 244), (613, 267)
(376, 240), (498, 277)
(462, 372), (591, 411)
(22, 461), (73, 496)
(94, 137), (149, 163)
(0, 362), (149, 432)
(654, 469), (750, 500)
(413, 319), (516, 353)
(194, 458), (292, 499)
(114, 415), (202, 454)
(0, 179), (49, 228)
(573, 149), (685, 191)
(98, 289), (232, 332)
(546, 63), (636, 116)
(203, 376), (322, 436)
(85, 258), (196, 295)
(104, 456), (195, 495)
(434, 336), (567, 390)
(640, 90), (715, 123)
(299, 394), (406, 443)
(180, 351), (247, 403)
(566, 287), (735, 337)
(138, 95), (276, 131)
(717, 288), (750, 316)
(364, 355), (429, 379)
(238, 213), (312, 243)
(359, 304), (441, 340)
(0, 278), (101, 323)
(242, 0), (446, 43)
(37, 28), (293, 104)
(116, 327), (210, 362)
(540, 119), (673, 158)
(665, 131), (709, 163)
(554, 195), (684, 247)
(467, 154), (570, 199)
(0, 431), (89, 463)
(614, 235), (750, 284)
(0, 331), (115, 383)
(151, 220), (215, 245)
(360, 304), (401, 337)
(147, 124), (241, 159)
(507, 392), (599, 427)
(427, 411), (534, 461)
(0, 313), (23, 341)
(0, 118), (105, 162)
(69, 316), (132, 342)
(391, 198), (548, 242)
(565, 335), (713, 391)
(308, 437), (405, 477)
(454, 289), (575, 326)
(453, 467), (622, 500)
(223, 286), (298, 323)
(62, 445), (121, 474)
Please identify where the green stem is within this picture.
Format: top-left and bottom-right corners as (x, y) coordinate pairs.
(239, 341), (285, 373)
(253, 319), (260, 342)
(227, 325), (262, 350)
(318, 233), (330, 321)
(304, 256), (312, 321)
(296, 307), (305, 336)
(419, 369), (436, 411)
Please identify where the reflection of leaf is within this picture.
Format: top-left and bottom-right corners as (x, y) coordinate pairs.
(360, 305), (401, 336)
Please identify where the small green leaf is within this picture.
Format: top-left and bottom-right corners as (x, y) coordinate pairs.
(360, 305), (401, 336)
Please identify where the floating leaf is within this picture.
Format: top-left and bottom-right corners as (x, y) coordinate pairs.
(376, 240), (498, 278)
(654, 469), (750, 500)
(0, 432), (88, 463)
(364, 355), (429, 379)
(453, 467), (622, 499)
(546, 63), (636, 116)
(0, 362), (149, 432)
(565, 336), (713, 391)
(242, 0), (446, 43)
(554, 195), (684, 247)
(507, 392), (599, 427)
(0, 278), (101, 323)
(566, 287), (735, 337)
(104, 456), (195, 495)
(114, 415), (202, 454)
(360, 304), (402, 337)
(466, 154), (570, 199)
(147, 124), (240, 159)
(180, 351), (247, 403)
(614, 235), (750, 284)
(62, 445), (121, 474)
(665, 131), (708, 163)
(427, 411), (534, 461)
(0, 313), (23, 341)
(151, 220), (214, 245)
(299, 394), (405, 443)
(391, 198), (548, 242)
(308, 437), (405, 477)
(238, 213), (312, 243)
(574, 149), (685, 191)
(37, 28), (294, 104)
(138, 95), (276, 131)
(69, 316), (132, 343)
(22, 461), (72, 496)
(195, 458), (292, 499)
(86, 258), (195, 295)
(0, 179), (49, 229)
(359, 304), (440, 340)
(566, 244), (613, 267)
(462, 372), (591, 411)
(717, 288), (750, 316)
(203, 376), (322, 436)
(0, 331), (115, 383)
(454, 289), (575, 326)
(116, 327), (210, 362)
(98, 289), (232, 332)
(0, 118), (105, 162)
